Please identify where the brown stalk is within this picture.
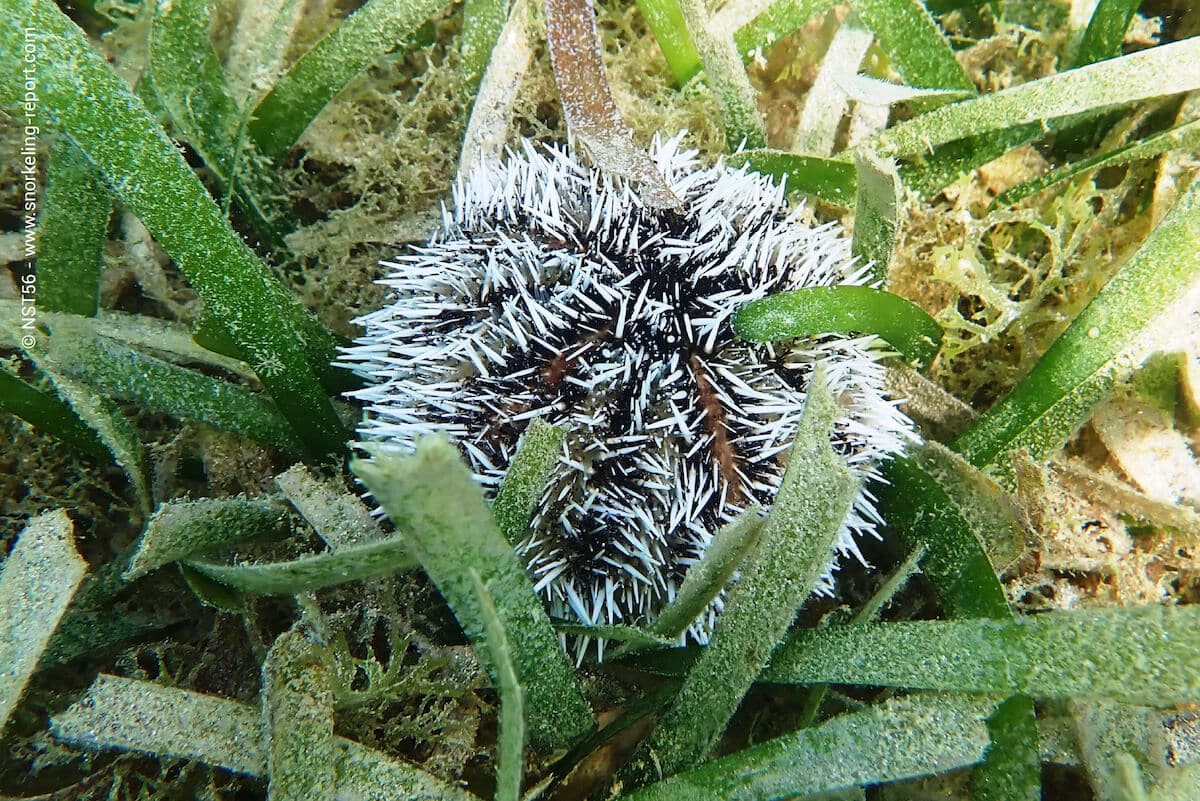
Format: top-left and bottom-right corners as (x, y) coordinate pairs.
(689, 354), (744, 504)
(543, 0), (681, 209)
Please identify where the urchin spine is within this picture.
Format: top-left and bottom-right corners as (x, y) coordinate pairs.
(340, 134), (914, 659)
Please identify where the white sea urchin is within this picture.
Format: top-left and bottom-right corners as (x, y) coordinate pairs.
(339, 134), (914, 658)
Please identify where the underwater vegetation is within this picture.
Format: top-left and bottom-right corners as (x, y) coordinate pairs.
(1, 0), (1200, 799)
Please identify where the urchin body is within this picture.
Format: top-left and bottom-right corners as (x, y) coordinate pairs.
(341, 135), (913, 655)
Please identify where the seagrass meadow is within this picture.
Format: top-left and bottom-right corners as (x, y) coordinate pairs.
(1, 0), (1200, 798)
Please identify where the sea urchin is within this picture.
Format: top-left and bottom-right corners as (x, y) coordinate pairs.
(339, 134), (914, 658)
